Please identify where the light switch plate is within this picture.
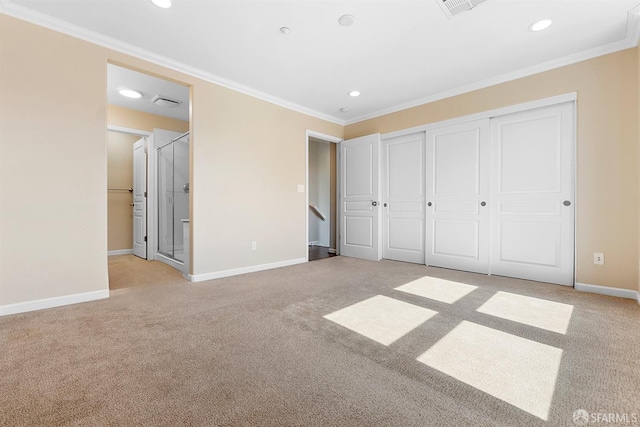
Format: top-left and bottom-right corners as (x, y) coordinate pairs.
(297, 184), (304, 193)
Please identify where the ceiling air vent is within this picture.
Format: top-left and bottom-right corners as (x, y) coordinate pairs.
(437, 0), (487, 18)
(151, 95), (182, 108)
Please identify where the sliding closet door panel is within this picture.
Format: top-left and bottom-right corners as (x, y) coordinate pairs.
(340, 134), (381, 261)
(490, 102), (574, 286)
(382, 132), (425, 264)
(426, 120), (490, 274)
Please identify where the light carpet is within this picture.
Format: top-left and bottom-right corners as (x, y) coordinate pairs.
(1, 257), (639, 426)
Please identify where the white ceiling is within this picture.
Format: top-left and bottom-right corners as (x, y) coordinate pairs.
(3, 0), (640, 124)
(108, 64), (189, 121)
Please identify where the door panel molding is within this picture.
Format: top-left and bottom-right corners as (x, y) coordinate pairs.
(382, 132), (425, 264)
(426, 119), (490, 274)
(339, 133), (381, 261)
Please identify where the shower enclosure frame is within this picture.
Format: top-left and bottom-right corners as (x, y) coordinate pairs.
(147, 130), (190, 276)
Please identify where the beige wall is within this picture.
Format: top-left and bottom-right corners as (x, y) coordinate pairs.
(106, 107), (188, 252)
(108, 104), (189, 133)
(347, 49), (640, 292)
(0, 15), (108, 304)
(2, 12), (635, 309)
(0, 15), (342, 306)
(107, 131), (137, 251)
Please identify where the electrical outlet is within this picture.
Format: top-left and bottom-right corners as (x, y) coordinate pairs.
(251, 241), (257, 251)
(594, 252), (604, 265)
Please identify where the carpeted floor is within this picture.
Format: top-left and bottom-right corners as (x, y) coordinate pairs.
(1, 257), (639, 426)
(108, 254), (189, 290)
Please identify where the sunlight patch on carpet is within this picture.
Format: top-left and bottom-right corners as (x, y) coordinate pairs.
(477, 291), (574, 334)
(417, 321), (562, 420)
(395, 276), (478, 304)
(323, 295), (438, 346)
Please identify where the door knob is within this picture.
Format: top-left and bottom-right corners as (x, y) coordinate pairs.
(383, 203), (387, 207)
(563, 200), (571, 206)
(427, 202), (432, 207)
(372, 201), (378, 206)
(481, 201), (486, 207)
(130, 203), (135, 207)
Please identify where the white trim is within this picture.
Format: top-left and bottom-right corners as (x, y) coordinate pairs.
(306, 130), (343, 144)
(147, 132), (157, 262)
(156, 251), (184, 271)
(347, 31), (638, 125)
(0, 2), (343, 126)
(0, 290), (109, 316)
(575, 282), (639, 301)
(309, 241), (322, 247)
(3, 2), (636, 127)
(107, 125), (152, 137)
(627, 5), (640, 43)
(108, 249), (133, 256)
(380, 93), (577, 140)
(306, 130), (343, 262)
(187, 258), (307, 282)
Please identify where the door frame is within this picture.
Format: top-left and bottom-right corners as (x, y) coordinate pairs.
(107, 125), (152, 258)
(305, 130), (343, 262)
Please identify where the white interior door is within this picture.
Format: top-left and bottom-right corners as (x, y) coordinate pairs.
(490, 102), (574, 286)
(339, 134), (381, 261)
(382, 132), (425, 264)
(132, 137), (147, 259)
(426, 120), (490, 274)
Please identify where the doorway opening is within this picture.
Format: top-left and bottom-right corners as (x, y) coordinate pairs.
(106, 63), (190, 290)
(306, 131), (341, 262)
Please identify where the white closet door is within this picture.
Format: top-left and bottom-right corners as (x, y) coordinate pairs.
(382, 132), (425, 264)
(426, 120), (490, 274)
(490, 102), (574, 286)
(132, 137), (147, 259)
(339, 134), (381, 261)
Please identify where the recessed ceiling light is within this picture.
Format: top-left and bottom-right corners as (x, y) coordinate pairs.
(338, 14), (355, 27)
(280, 27), (290, 34)
(118, 89), (142, 99)
(340, 107), (350, 113)
(348, 90), (360, 97)
(529, 19), (553, 32)
(150, 0), (172, 8)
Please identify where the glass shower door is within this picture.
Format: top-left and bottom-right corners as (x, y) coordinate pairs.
(157, 132), (189, 263)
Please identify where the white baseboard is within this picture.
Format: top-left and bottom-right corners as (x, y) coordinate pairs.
(575, 282), (639, 302)
(188, 258), (307, 282)
(108, 249), (133, 256)
(0, 289), (110, 316)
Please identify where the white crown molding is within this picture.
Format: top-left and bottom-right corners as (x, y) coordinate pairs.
(0, 1), (345, 126)
(2, 1), (638, 128)
(627, 4), (640, 43)
(347, 36), (638, 125)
